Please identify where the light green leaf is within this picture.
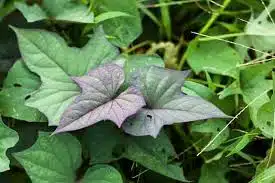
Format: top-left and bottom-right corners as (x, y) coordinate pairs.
(240, 62), (275, 137)
(13, 132), (82, 183)
(182, 81), (215, 100)
(199, 160), (229, 183)
(15, 0), (94, 23)
(0, 60), (46, 122)
(82, 165), (123, 183)
(93, 0), (142, 47)
(186, 41), (241, 78)
(251, 164), (275, 183)
(191, 119), (229, 151)
(245, 1), (275, 52)
(123, 131), (187, 182)
(12, 27), (118, 125)
(0, 117), (19, 172)
(95, 11), (131, 23)
(226, 129), (260, 156)
(84, 122), (125, 164)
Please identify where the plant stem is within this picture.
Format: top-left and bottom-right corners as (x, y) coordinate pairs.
(160, 0), (172, 40)
(177, 0), (232, 70)
(198, 32), (246, 41)
(186, 78), (226, 88)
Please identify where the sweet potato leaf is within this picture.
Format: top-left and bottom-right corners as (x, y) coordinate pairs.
(13, 132), (82, 183)
(53, 64), (145, 134)
(15, 0), (94, 23)
(0, 60), (46, 122)
(186, 41), (241, 78)
(82, 165), (123, 183)
(199, 160), (229, 183)
(123, 66), (228, 137)
(12, 27), (118, 125)
(92, 0), (142, 47)
(83, 122), (125, 164)
(0, 117), (19, 172)
(123, 131), (188, 182)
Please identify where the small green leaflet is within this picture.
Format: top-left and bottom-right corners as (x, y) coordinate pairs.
(12, 27), (118, 125)
(92, 0), (142, 47)
(82, 165), (123, 183)
(191, 119), (229, 151)
(0, 117), (19, 172)
(13, 132), (82, 183)
(15, 0), (94, 23)
(0, 60), (46, 122)
(123, 66), (228, 138)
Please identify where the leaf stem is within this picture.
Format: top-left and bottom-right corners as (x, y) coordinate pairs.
(198, 32), (246, 41)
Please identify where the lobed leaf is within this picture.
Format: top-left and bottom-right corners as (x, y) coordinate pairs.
(0, 60), (46, 122)
(13, 132), (82, 183)
(53, 64), (145, 134)
(15, 0), (94, 23)
(0, 117), (19, 172)
(12, 27), (118, 125)
(82, 165), (123, 183)
(123, 66), (228, 138)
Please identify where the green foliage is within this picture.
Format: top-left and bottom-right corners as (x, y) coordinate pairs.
(2, 0), (275, 182)
(82, 165), (123, 183)
(15, 0), (94, 23)
(13, 132), (82, 183)
(0, 117), (18, 172)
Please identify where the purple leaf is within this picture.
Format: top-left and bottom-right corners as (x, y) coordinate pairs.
(123, 66), (229, 138)
(53, 64), (145, 134)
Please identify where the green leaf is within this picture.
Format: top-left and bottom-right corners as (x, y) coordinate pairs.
(182, 81), (215, 100)
(199, 160), (229, 183)
(251, 164), (275, 183)
(12, 27), (118, 125)
(93, 0), (142, 47)
(241, 62), (275, 137)
(186, 41), (241, 78)
(82, 165), (123, 183)
(83, 122), (125, 164)
(13, 132), (82, 183)
(245, 1), (275, 52)
(226, 129), (260, 156)
(191, 119), (229, 151)
(15, 0), (94, 23)
(0, 117), (19, 172)
(123, 131), (188, 182)
(0, 60), (46, 122)
(95, 11), (131, 23)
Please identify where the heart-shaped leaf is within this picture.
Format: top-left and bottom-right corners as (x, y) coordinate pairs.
(53, 64), (145, 134)
(0, 60), (46, 122)
(13, 132), (82, 183)
(12, 27), (118, 125)
(92, 0), (142, 47)
(123, 66), (228, 138)
(15, 0), (94, 23)
(82, 165), (123, 183)
(0, 117), (19, 172)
